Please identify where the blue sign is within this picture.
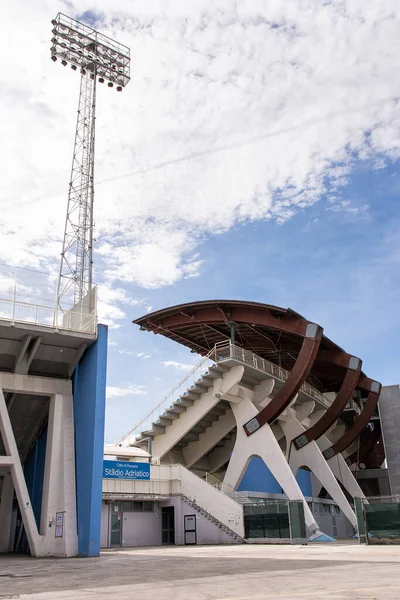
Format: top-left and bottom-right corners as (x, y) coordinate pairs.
(103, 460), (151, 480)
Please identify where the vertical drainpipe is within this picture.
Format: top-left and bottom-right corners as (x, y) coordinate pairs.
(230, 322), (235, 346)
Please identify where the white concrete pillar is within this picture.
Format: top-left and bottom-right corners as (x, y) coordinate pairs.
(41, 393), (78, 556)
(280, 409), (357, 528)
(223, 395), (320, 536)
(316, 435), (365, 500)
(0, 473), (14, 552)
(0, 388), (43, 556)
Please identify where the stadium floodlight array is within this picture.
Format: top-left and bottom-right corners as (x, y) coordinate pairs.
(51, 13), (130, 91)
(51, 13), (131, 312)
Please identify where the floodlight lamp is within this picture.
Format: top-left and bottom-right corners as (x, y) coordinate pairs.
(81, 68), (86, 75)
(52, 28), (57, 35)
(51, 55), (57, 62)
(71, 64), (77, 71)
(99, 77), (105, 83)
(117, 86), (122, 92)
(90, 73), (95, 80)
(51, 19), (57, 25)
(61, 60), (67, 66)
(108, 82), (113, 87)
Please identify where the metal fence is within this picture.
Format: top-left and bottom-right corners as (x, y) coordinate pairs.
(0, 263), (97, 334)
(355, 495), (400, 544)
(243, 500), (306, 544)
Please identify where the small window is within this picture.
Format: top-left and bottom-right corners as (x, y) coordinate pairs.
(122, 501), (132, 512)
(143, 502), (153, 512)
(133, 501), (143, 512)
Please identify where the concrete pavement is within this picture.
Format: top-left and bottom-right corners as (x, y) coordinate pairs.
(1, 543), (400, 600)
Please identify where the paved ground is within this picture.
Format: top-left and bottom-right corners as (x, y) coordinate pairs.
(0, 543), (400, 600)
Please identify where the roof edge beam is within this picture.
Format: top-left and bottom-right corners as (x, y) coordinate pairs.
(293, 356), (362, 450)
(243, 323), (323, 435)
(322, 379), (381, 459)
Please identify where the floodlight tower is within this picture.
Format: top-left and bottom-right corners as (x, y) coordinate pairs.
(51, 13), (130, 311)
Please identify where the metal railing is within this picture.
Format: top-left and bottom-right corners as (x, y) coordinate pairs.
(216, 342), (329, 407)
(0, 296), (97, 334)
(205, 472), (252, 505)
(117, 341), (332, 446)
(116, 346), (220, 446)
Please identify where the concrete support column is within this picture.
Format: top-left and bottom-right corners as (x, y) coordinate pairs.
(316, 435), (366, 500)
(0, 473), (14, 552)
(223, 395), (321, 537)
(0, 388), (43, 556)
(281, 409), (357, 528)
(41, 393), (78, 556)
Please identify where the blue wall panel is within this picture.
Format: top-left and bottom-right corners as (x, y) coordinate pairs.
(24, 425), (48, 529)
(296, 468), (312, 497)
(238, 457), (283, 493)
(73, 324), (108, 557)
(237, 457), (312, 497)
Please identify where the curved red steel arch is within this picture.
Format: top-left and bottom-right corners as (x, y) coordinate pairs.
(134, 300), (382, 458)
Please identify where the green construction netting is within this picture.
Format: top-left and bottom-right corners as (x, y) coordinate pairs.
(366, 503), (400, 540)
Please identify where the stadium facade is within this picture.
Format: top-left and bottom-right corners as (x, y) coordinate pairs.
(101, 300), (397, 547)
(0, 291), (107, 557)
(1, 297), (398, 554)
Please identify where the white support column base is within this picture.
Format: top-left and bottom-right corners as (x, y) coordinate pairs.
(0, 473), (14, 553)
(223, 396), (320, 537)
(41, 393), (78, 556)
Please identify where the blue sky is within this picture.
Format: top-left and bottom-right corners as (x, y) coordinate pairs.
(1, 1), (399, 442)
(105, 157), (400, 442)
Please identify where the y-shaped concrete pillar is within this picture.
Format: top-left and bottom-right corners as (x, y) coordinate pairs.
(279, 406), (357, 528)
(223, 389), (321, 537)
(303, 408), (366, 501)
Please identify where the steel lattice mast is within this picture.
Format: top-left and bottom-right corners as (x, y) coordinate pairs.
(50, 13), (130, 311)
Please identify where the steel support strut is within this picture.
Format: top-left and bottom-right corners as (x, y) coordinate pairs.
(293, 355), (362, 450)
(322, 378), (381, 460)
(243, 323), (323, 435)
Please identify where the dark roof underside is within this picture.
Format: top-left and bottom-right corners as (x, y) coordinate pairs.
(134, 300), (371, 394)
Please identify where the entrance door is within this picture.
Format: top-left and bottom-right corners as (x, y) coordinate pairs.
(110, 512), (122, 547)
(161, 507), (175, 545)
(184, 514), (197, 545)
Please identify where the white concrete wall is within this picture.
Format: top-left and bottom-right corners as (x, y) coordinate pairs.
(171, 464), (244, 537)
(0, 374), (77, 557)
(162, 496), (238, 545)
(122, 508), (162, 547)
(100, 503), (109, 548)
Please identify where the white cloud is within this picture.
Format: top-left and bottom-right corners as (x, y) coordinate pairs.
(97, 284), (143, 328)
(163, 360), (196, 371)
(106, 384), (147, 398)
(1, 1), (400, 291)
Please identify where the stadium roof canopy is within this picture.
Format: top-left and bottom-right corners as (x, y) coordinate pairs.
(133, 299), (372, 395)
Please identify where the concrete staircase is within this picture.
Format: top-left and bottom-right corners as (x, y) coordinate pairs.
(182, 495), (244, 543)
